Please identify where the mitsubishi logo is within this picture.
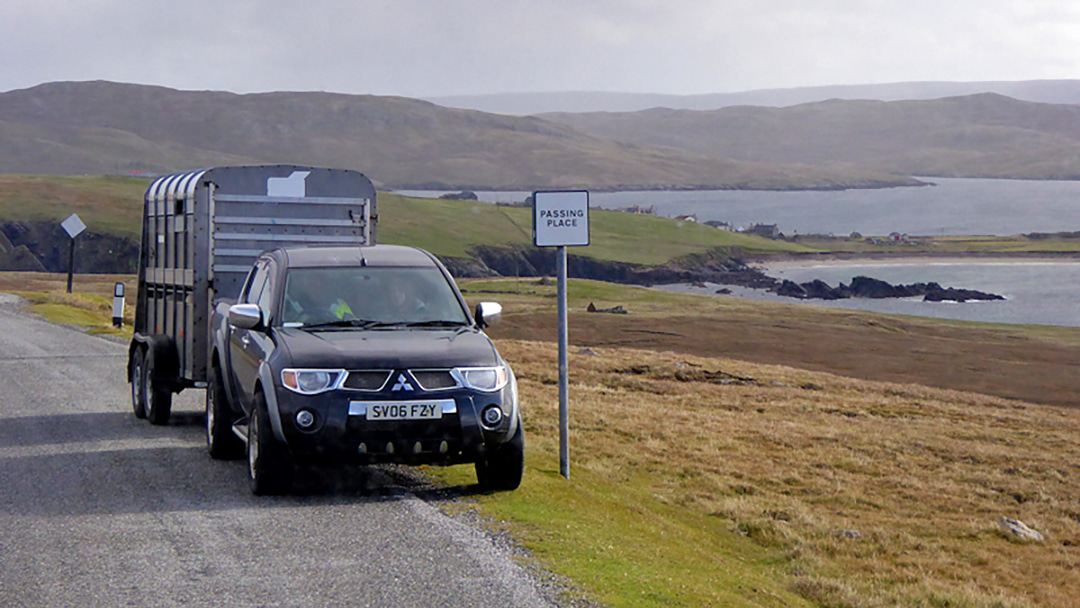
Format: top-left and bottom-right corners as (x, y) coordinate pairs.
(391, 373), (414, 392)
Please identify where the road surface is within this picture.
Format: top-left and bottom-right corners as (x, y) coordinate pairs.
(0, 294), (555, 607)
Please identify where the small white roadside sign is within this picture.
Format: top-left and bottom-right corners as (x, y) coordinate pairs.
(533, 190), (589, 247)
(61, 213), (86, 239)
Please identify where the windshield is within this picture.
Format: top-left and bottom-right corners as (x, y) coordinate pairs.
(280, 266), (470, 328)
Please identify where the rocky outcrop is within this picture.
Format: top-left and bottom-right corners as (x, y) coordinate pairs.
(442, 244), (778, 288)
(772, 274), (1004, 302)
(0, 221), (139, 273)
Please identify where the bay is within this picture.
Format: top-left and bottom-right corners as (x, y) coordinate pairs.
(396, 177), (1080, 237)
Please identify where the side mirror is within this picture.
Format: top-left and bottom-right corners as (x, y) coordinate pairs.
(475, 301), (502, 328)
(228, 303), (264, 330)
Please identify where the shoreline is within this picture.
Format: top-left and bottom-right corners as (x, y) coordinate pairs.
(752, 251), (1080, 270)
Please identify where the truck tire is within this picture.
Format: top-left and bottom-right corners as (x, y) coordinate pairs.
(475, 423), (524, 491)
(248, 391), (293, 495)
(130, 347), (147, 419)
(142, 347), (173, 426)
(206, 363), (244, 460)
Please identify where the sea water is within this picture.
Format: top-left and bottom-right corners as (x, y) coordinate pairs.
(397, 177), (1080, 237)
(658, 261), (1080, 327)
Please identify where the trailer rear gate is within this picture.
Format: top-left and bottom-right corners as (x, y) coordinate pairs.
(136, 166), (376, 387)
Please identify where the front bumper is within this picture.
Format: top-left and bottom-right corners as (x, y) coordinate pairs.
(272, 387), (516, 466)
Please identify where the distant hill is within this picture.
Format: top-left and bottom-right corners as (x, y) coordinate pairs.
(0, 81), (909, 191)
(5, 80), (1080, 189)
(426, 80), (1080, 115)
(541, 93), (1080, 180)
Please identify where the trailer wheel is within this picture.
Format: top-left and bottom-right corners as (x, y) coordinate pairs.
(475, 423), (524, 491)
(248, 391), (293, 495)
(130, 347), (147, 419)
(142, 347), (173, 426)
(206, 363), (244, 460)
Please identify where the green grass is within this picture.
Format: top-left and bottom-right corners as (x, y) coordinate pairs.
(0, 174), (149, 237)
(430, 456), (810, 608)
(16, 291), (133, 337)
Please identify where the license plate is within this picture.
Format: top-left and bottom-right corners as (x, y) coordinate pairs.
(363, 401), (444, 421)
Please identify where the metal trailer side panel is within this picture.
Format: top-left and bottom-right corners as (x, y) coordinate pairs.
(133, 165), (376, 388)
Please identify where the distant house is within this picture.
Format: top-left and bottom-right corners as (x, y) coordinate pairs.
(616, 204), (656, 215)
(674, 214), (698, 223)
(747, 223), (780, 238)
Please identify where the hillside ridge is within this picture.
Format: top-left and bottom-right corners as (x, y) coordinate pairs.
(0, 81), (908, 191)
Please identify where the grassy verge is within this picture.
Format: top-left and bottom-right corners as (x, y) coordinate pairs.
(0, 272), (136, 337)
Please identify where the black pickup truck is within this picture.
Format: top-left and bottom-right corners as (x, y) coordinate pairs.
(207, 245), (524, 494)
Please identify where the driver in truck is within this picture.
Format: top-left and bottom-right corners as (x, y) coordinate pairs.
(282, 269), (355, 325)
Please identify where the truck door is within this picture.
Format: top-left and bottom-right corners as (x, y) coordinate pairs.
(230, 259), (273, 408)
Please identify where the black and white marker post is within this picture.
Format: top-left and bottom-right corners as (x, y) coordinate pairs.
(532, 190), (590, 480)
(60, 213), (86, 294)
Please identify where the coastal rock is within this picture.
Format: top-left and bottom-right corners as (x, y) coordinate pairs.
(801, 279), (847, 300)
(923, 284), (1005, 302)
(776, 279), (808, 299)
(850, 276), (910, 298)
(770, 274), (1005, 303)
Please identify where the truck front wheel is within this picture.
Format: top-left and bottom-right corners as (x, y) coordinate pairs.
(142, 348), (173, 426)
(248, 391), (293, 495)
(206, 363), (244, 460)
(475, 424), (524, 491)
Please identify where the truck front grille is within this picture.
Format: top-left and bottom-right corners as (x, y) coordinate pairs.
(343, 371), (392, 391)
(411, 370), (459, 391)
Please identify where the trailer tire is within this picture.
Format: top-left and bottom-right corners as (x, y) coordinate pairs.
(248, 391), (293, 495)
(130, 347), (147, 419)
(475, 423), (524, 491)
(142, 347), (173, 426)
(207, 363), (244, 460)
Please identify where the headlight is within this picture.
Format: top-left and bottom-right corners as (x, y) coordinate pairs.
(281, 369), (345, 395)
(455, 366), (509, 392)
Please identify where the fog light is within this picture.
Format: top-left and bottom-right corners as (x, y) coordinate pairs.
(481, 405), (503, 427)
(413, 441), (423, 454)
(439, 441), (449, 454)
(386, 442), (395, 454)
(358, 443), (367, 454)
(295, 410), (315, 429)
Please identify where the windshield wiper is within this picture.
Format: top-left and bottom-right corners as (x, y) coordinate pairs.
(299, 319), (382, 330)
(401, 320), (470, 328)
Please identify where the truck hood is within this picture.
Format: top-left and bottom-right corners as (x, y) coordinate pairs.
(273, 326), (500, 370)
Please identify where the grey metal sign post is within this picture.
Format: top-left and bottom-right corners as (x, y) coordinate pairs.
(533, 190), (589, 480)
(60, 213), (86, 294)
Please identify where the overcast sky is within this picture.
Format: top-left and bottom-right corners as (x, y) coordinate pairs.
(3, 0), (1079, 98)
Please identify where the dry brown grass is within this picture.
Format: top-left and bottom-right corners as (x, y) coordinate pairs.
(0, 271), (136, 298)
(499, 339), (1080, 607)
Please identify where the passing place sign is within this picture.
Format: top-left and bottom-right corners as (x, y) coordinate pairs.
(533, 190), (590, 247)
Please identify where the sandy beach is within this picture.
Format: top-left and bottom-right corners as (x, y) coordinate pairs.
(756, 252), (1080, 270)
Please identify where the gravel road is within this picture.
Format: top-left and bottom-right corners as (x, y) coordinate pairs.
(0, 295), (558, 607)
